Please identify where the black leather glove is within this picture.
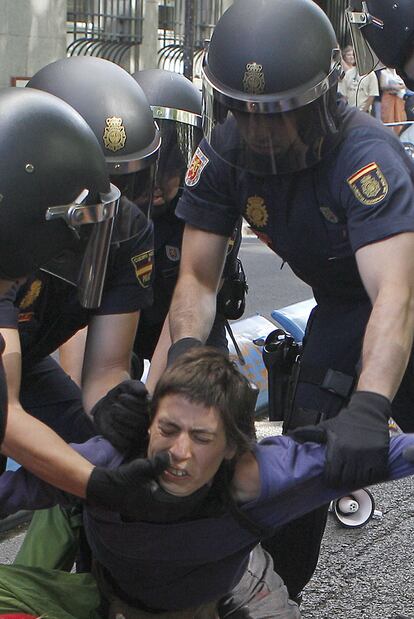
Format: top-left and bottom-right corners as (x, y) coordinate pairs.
(86, 451), (170, 518)
(289, 391), (391, 488)
(167, 337), (202, 367)
(91, 380), (150, 458)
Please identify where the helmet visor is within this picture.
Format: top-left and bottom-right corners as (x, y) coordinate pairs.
(345, 7), (384, 75)
(202, 50), (342, 175)
(42, 184), (120, 308)
(151, 115), (202, 214)
(111, 166), (157, 221)
(203, 89), (340, 175)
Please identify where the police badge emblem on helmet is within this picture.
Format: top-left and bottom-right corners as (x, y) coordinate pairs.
(242, 62), (265, 95)
(103, 116), (127, 152)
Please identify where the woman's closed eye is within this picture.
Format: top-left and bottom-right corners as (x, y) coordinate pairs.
(192, 432), (214, 445)
(158, 422), (179, 437)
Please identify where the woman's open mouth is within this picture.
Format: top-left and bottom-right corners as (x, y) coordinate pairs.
(163, 466), (189, 482)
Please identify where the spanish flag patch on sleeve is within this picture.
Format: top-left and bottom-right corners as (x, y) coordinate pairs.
(347, 162), (389, 206)
(131, 250), (154, 288)
(185, 147), (209, 187)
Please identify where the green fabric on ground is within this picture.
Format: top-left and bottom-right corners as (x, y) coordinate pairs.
(0, 564), (101, 619)
(14, 506), (82, 571)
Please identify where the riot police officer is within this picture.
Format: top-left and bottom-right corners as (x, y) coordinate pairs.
(346, 0), (414, 89)
(164, 0), (414, 601)
(0, 86), (167, 512)
(0, 57), (160, 446)
(130, 68), (245, 387)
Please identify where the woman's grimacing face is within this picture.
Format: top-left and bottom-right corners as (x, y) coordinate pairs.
(148, 393), (235, 497)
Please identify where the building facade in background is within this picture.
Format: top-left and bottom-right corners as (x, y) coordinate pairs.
(0, 0), (349, 88)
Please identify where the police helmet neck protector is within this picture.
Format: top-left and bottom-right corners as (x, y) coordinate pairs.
(132, 69), (202, 215)
(202, 0), (343, 175)
(28, 57), (161, 217)
(346, 0), (414, 85)
(0, 87), (117, 309)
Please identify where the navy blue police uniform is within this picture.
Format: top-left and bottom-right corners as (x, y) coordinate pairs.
(134, 196), (242, 363)
(176, 97), (414, 596)
(0, 205), (154, 444)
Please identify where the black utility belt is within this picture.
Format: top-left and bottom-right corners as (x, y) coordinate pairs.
(299, 365), (354, 399)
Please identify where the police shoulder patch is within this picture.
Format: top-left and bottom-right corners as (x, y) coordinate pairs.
(131, 250), (154, 288)
(185, 147), (209, 187)
(347, 162), (389, 206)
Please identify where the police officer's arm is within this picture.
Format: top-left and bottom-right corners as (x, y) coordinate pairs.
(148, 275), (229, 392)
(145, 316), (171, 394)
(0, 322), (166, 505)
(355, 232), (414, 399)
(0, 327), (93, 496)
(58, 327), (88, 387)
(2, 408), (93, 497)
(1, 328), (23, 415)
(168, 224), (229, 344)
(80, 311), (139, 414)
(1, 368), (168, 509)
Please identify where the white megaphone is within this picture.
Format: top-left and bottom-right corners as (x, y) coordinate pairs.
(329, 488), (383, 528)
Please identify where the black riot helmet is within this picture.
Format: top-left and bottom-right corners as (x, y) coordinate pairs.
(132, 69), (202, 215)
(202, 0), (343, 175)
(346, 1), (414, 89)
(0, 87), (119, 308)
(28, 57), (160, 215)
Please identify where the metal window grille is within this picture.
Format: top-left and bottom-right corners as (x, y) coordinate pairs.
(158, 0), (224, 75)
(325, 0), (350, 48)
(67, 0), (143, 65)
(157, 0), (351, 76)
(158, 0), (223, 47)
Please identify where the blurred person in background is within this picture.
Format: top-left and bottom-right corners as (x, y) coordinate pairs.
(379, 67), (407, 134)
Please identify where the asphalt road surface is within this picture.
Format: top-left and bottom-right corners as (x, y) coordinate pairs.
(0, 236), (413, 619)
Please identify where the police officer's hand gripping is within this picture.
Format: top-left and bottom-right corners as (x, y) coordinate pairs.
(88, 379), (171, 517)
(87, 451), (170, 517)
(291, 391), (391, 488)
(92, 380), (150, 459)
